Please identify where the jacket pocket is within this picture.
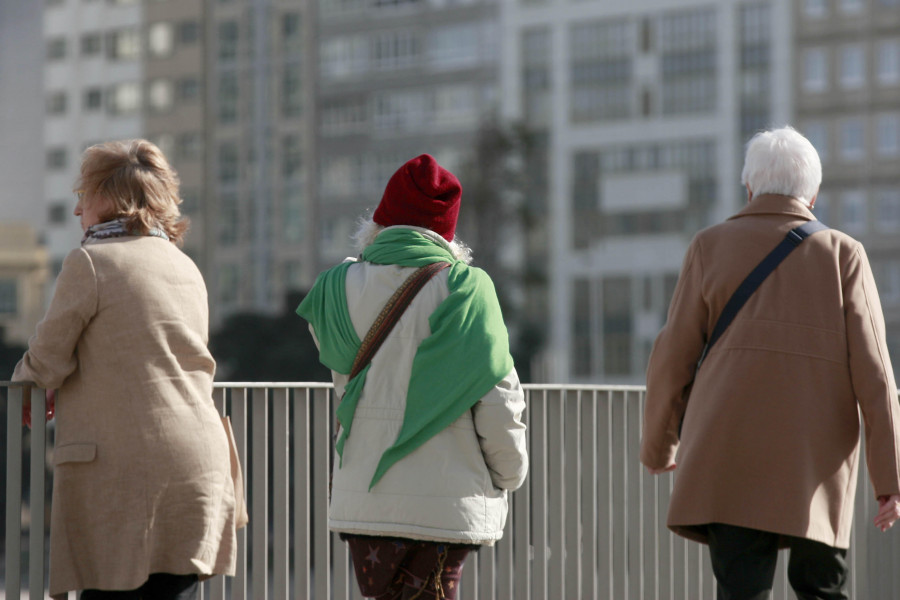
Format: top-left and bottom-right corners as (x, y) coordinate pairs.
(53, 443), (97, 466)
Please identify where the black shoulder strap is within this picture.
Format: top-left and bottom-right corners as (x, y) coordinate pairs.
(696, 220), (828, 369)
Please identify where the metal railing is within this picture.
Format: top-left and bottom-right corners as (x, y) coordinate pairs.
(2, 381), (900, 599)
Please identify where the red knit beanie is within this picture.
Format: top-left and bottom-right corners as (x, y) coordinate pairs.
(373, 154), (462, 242)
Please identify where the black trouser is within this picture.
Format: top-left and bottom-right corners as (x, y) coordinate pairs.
(706, 523), (849, 600)
(80, 573), (199, 600)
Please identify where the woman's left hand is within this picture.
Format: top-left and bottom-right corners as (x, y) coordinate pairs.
(22, 389), (56, 429)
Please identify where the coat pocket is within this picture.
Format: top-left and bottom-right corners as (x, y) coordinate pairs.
(53, 443), (97, 466)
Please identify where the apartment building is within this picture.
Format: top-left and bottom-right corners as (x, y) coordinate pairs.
(793, 0), (900, 357)
(203, 0), (318, 323)
(316, 0), (502, 268)
(42, 0), (147, 275)
(0, 225), (50, 347)
(501, 0), (793, 383)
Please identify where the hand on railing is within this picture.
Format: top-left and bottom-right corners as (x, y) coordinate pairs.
(875, 494), (900, 532)
(23, 388), (56, 429)
(646, 462), (677, 475)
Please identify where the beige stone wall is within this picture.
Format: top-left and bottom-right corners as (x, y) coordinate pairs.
(0, 224), (49, 346)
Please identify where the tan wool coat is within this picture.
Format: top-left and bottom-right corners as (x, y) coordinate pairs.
(641, 194), (900, 549)
(13, 236), (237, 595)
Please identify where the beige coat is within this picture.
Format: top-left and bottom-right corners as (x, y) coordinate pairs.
(641, 194), (900, 549)
(13, 236), (237, 595)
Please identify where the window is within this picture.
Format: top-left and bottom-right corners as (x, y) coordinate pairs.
(83, 87), (103, 111)
(570, 19), (634, 121)
(803, 47), (828, 92)
(841, 189), (867, 234)
(180, 188), (199, 214)
(373, 89), (427, 133)
(522, 27), (551, 125)
(107, 82), (141, 115)
(839, 0), (864, 13)
(434, 85), (479, 130)
(218, 73), (238, 123)
(81, 33), (102, 56)
(839, 44), (865, 89)
(603, 277), (632, 376)
(218, 21), (239, 61)
(320, 34), (368, 80)
(282, 135), (302, 179)
(218, 194), (240, 244)
(218, 142), (239, 184)
(107, 29), (140, 60)
(147, 79), (174, 112)
(371, 30), (421, 71)
(876, 189), (900, 232)
(429, 23), (481, 70)
(282, 186), (304, 243)
(48, 202), (69, 225)
(47, 91), (67, 115)
(876, 113), (900, 156)
(803, 0), (828, 17)
(176, 132), (203, 161)
(839, 118), (865, 161)
(803, 121), (829, 162)
(177, 20), (201, 45)
(0, 280), (17, 315)
(877, 39), (900, 86)
(47, 147), (67, 169)
(176, 77), (201, 102)
(321, 98), (367, 135)
(217, 264), (239, 306)
(282, 64), (302, 118)
(658, 9), (717, 115)
(282, 12), (302, 54)
(47, 37), (67, 60)
(148, 22), (174, 57)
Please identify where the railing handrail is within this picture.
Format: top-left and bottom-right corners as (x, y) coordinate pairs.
(210, 381), (649, 392)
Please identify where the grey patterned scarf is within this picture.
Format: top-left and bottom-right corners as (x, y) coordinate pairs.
(81, 218), (170, 245)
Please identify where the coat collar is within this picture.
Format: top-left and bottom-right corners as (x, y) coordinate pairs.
(727, 194), (816, 222)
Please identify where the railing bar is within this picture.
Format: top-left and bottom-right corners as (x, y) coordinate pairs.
(251, 388), (269, 600)
(312, 388), (332, 600)
(579, 391), (597, 599)
(273, 389), (290, 600)
(534, 390), (548, 598)
(563, 390), (580, 598)
(29, 388), (47, 599)
(210, 388), (227, 600)
(512, 389), (531, 600)
(293, 388), (311, 600)
(233, 389), (249, 600)
(6, 384), (24, 599)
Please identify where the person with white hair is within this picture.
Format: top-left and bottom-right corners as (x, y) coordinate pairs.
(641, 126), (900, 600)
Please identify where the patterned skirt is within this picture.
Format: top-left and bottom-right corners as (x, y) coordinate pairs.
(344, 534), (477, 599)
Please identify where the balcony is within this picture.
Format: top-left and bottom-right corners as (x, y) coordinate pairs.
(2, 381), (899, 599)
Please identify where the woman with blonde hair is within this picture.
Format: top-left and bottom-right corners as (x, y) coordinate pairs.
(13, 139), (239, 599)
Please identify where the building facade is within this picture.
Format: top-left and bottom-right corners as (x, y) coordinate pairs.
(501, 0), (793, 383)
(793, 0), (900, 359)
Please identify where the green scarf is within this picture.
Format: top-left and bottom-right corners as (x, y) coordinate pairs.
(297, 228), (514, 489)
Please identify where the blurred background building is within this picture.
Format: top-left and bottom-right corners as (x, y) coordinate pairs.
(2, 0), (900, 383)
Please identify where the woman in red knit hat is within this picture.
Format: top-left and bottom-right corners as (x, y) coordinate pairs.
(298, 154), (528, 599)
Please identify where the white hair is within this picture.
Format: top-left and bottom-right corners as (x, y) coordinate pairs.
(740, 126), (822, 207)
(351, 216), (473, 265)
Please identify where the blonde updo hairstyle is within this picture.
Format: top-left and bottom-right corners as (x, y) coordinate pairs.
(78, 139), (189, 244)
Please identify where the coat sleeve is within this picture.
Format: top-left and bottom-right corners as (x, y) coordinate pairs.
(843, 243), (900, 498)
(640, 237), (709, 470)
(472, 367), (528, 491)
(12, 248), (98, 390)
